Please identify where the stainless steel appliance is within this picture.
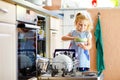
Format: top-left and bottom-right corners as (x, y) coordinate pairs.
(16, 5), (40, 80)
(17, 23), (39, 80)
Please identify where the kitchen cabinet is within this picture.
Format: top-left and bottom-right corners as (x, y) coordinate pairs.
(49, 17), (62, 58)
(0, 1), (17, 80)
(0, 1), (16, 24)
(50, 17), (60, 30)
(0, 23), (17, 80)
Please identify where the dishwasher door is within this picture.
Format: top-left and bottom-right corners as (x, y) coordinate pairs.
(0, 22), (17, 80)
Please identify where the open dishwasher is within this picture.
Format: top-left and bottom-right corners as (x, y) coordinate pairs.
(37, 49), (78, 77)
(38, 49), (104, 80)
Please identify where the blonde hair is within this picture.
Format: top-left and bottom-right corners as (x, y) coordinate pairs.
(75, 12), (93, 31)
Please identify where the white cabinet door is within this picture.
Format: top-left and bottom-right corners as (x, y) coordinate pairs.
(0, 1), (16, 24)
(49, 17), (62, 58)
(50, 30), (57, 58)
(0, 23), (17, 80)
(50, 17), (60, 30)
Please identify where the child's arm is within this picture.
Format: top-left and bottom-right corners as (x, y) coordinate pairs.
(61, 33), (76, 41)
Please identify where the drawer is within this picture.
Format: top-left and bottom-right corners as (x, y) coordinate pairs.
(0, 1), (16, 24)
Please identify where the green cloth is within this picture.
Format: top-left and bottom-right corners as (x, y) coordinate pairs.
(94, 16), (105, 76)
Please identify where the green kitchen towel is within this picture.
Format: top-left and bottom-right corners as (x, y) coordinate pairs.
(94, 15), (105, 76)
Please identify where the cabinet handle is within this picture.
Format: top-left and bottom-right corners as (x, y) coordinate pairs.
(0, 8), (8, 13)
(0, 33), (10, 37)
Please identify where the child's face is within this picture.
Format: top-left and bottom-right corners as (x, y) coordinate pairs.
(76, 20), (88, 32)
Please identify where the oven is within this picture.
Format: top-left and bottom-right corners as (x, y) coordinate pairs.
(16, 5), (40, 80)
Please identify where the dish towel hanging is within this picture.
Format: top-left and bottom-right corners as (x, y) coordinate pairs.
(94, 13), (105, 76)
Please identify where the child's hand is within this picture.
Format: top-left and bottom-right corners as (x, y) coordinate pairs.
(78, 43), (87, 50)
(78, 43), (84, 49)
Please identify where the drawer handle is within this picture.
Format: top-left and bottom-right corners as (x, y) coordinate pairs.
(0, 8), (8, 13)
(0, 33), (11, 37)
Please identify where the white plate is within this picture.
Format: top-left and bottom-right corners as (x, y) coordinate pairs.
(18, 55), (32, 69)
(52, 54), (73, 72)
